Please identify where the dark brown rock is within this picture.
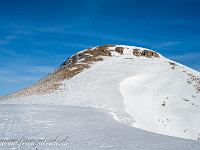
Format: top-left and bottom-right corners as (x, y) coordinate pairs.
(133, 49), (159, 58)
(133, 49), (141, 56)
(115, 47), (124, 54)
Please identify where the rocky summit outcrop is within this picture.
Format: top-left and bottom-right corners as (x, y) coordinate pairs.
(133, 49), (159, 58)
(115, 47), (124, 54)
(0, 44), (160, 101)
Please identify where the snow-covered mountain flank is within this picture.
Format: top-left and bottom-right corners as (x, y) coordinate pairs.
(1, 44), (200, 142)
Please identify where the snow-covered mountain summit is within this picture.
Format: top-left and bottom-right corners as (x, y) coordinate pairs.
(1, 44), (200, 141)
(0, 44), (161, 100)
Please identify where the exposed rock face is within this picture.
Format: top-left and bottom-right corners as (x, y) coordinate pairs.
(133, 49), (159, 58)
(141, 50), (159, 58)
(133, 49), (141, 56)
(115, 47), (124, 54)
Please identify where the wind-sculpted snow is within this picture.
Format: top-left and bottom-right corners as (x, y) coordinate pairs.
(120, 66), (200, 140)
(0, 104), (200, 150)
(1, 45), (200, 141)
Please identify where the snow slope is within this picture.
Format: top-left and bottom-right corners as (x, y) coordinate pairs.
(1, 45), (200, 141)
(0, 104), (200, 150)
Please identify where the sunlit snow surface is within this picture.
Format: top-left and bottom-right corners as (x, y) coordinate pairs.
(2, 45), (200, 143)
(0, 104), (200, 150)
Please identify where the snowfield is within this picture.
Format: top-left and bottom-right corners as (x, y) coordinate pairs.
(0, 104), (200, 150)
(1, 45), (200, 148)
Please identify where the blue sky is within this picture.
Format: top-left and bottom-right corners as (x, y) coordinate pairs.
(0, 0), (200, 97)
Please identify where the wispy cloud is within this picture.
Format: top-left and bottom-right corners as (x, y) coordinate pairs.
(25, 66), (55, 74)
(0, 75), (40, 84)
(0, 65), (54, 84)
(0, 35), (18, 45)
(168, 53), (200, 61)
(152, 42), (182, 49)
(7, 24), (142, 45)
(1, 64), (55, 74)
(0, 46), (17, 55)
(63, 43), (93, 49)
